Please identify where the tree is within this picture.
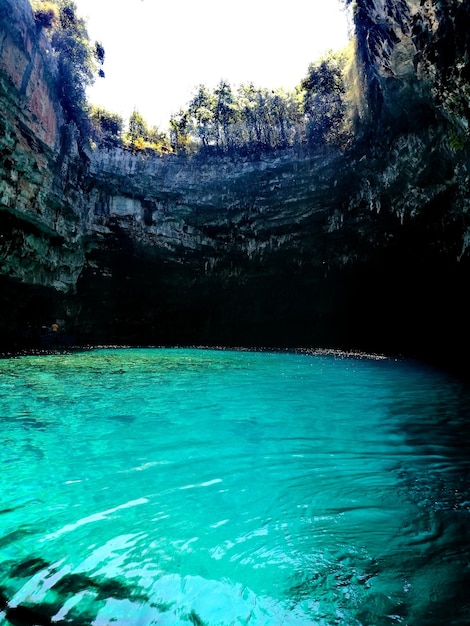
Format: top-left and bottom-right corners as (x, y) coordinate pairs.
(300, 49), (351, 147)
(127, 110), (148, 143)
(146, 125), (172, 153)
(213, 80), (238, 151)
(123, 110), (171, 153)
(33, 1), (105, 132)
(89, 106), (123, 145)
(188, 85), (216, 150)
(32, 1), (59, 29)
(169, 109), (191, 152)
(237, 83), (262, 147)
(176, 81), (305, 155)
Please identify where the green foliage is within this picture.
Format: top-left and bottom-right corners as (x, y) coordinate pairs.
(32, 1), (59, 29)
(169, 109), (192, 152)
(123, 110), (172, 154)
(300, 49), (353, 147)
(31, 0), (361, 156)
(168, 53), (353, 156)
(188, 85), (216, 149)
(32, 1), (356, 155)
(89, 106), (123, 145)
(127, 110), (148, 143)
(31, 0), (104, 132)
(177, 81), (304, 155)
(214, 80), (238, 149)
(161, 45), (357, 156)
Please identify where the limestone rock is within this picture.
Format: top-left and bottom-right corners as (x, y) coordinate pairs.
(0, 0), (468, 376)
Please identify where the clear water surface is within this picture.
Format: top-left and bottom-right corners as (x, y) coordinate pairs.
(0, 348), (469, 625)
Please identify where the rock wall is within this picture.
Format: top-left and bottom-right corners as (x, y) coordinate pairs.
(353, 0), (470, 132)
(0, 0), (468, 375)
(0, 0), (91, 334)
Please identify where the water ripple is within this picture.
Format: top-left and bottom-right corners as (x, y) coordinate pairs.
(0, 348), (469, 624)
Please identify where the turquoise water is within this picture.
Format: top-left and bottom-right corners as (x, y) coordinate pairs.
(0, 348), (469, 625)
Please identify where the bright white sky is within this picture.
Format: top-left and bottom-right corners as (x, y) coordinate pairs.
(74, 0), (351, 130)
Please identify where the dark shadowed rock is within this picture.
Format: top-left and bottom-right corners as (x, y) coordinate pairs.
(0, 0), (468, 376)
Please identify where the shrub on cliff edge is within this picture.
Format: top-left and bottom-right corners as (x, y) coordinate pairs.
(32, 0), (59, 29)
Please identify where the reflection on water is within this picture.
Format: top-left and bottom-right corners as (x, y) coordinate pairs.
(0, 348), (469, 625)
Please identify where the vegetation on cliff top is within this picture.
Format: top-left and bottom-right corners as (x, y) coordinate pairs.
(30, 0), (359, 156)
(167, 50), (354, 156)
(28, 0), (469, 157)
(90, 47), (357, 157)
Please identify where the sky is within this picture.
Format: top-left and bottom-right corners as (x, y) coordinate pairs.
(74, 0), (352, 131)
